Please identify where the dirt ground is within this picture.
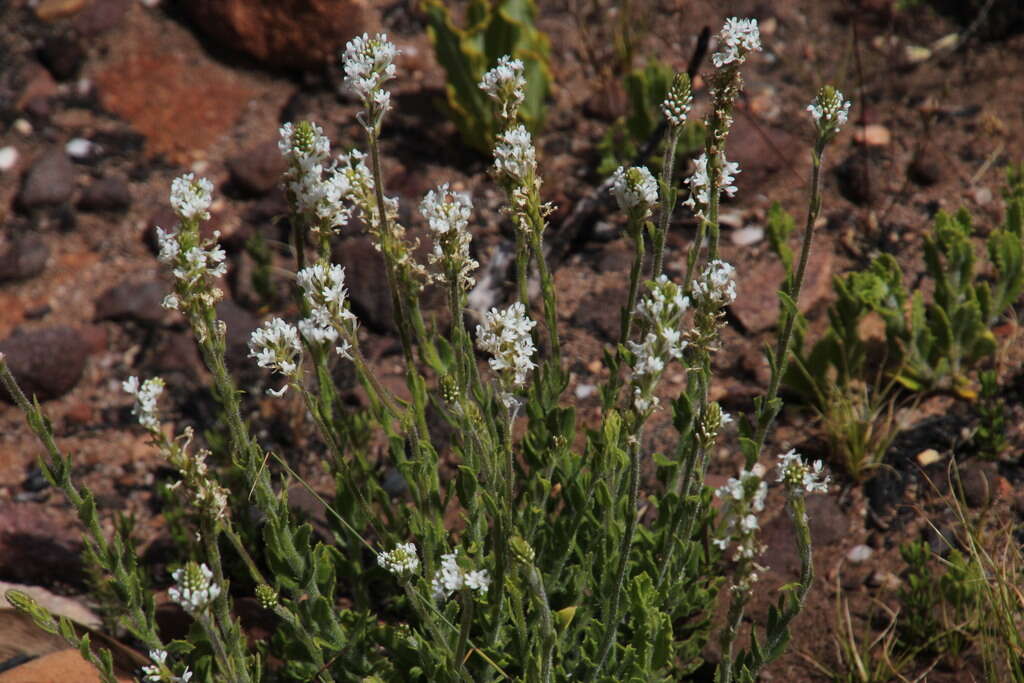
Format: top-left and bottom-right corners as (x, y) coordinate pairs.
(0, 0), (1022, 680)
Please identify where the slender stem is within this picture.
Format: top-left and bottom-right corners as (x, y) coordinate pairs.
(591, 434), (642, 679)
(454, 590), (476, 677)
(526, 563), (556, 683)
(749, 146), (825, 466)
(620, 224), (646, 343)
(529, 226), (560, 359)
(651, 126), (682, 279)
(716, 585), (750, 683)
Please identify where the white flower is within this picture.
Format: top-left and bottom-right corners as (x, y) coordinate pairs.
(342, 33), (397, 98)
(493, 125), (536, 185)
(279, 121), (352, 233)
(712, 17), (762, 68)
(378, 542), (420, 576)
(431, 550), (489, 601)
(776, 449), (830, 495)
(169, 173), (213, 222)
(807, 86), (852, 136)
(296, 263), (358, 346)
(683, 153), (741, 218)
(298, 318), (339, 346)
(168, 562), (221, 614)
(714, 467), (767, 563)
(476, 301), (537, 389)
(421, 184), (478, 289)
(692, 259), (737, 308)
(479, 55), (526, 121)
(610, 165), (659, 218)
(248, 318), (302, 377)
(123, 376), (164, 431)
(141, 649), (191, 682)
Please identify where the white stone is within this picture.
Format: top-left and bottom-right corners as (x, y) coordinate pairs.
(13, 118), (33, 136)
(730, 225), (764, 246)
(65, 137), (94, 158)
(0, 146), (18, 172)
(846, 544), (873, 564)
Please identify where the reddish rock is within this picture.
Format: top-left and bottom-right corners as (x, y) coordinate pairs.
(0, 326), (89, 401)
(15, 63), (58, 111)
(0, 234), (50, 283)
(73, 0), (131, 36)
(0, 501), (85, 587)
(730, 247), (834, 333)
(95, 42), (255, 163)
(179, 0), (378, 70)
(227, 140), (286, 196)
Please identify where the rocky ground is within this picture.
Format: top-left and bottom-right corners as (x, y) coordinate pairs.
(0, 0), (1023, 680)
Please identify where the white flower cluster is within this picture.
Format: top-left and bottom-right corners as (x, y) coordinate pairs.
(610, 165), (659, 219)
(493, 125), (536, 185)
(476, 301), (537, 396)
(683, 153), (741, 219)
(691, 259), (737, 309)
(296, 262), (357, 359)
(278, 122), (351, 233)
(479, 55), (526, 123)
(629, 276), (690, 413)
(714, 465), (768, 565)
(249, 318), (302, 387)
(661, 73), (693, 127)
(421, 184), (479, 289)
(142, 649), (192, 683)
(342, 33), (397, 101)
(377, 542), (420, 577)
(164, 430), (229, 523)
(169, 173), (213, 222)
(168, 562), (221, 614)
(123, 376), (164, 431)
(156, 227), (228, 289)
(431, 550), (490, 601)
(807, 86), (852, 136)
(712, 17), (762, 68)
(777, 449), (830, 495)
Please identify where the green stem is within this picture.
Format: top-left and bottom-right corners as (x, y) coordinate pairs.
(651, 126), (682, 279)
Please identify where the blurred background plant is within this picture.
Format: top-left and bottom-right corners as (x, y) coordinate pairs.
(422, 0), (550, 153)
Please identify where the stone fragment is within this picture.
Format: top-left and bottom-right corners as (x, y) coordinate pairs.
(178, 0), (378, 70)
(34, 0), (89, 21)
(94, 279), (169, 326)
(73, 0), (131, 36)
(835, 150), (877, 206)
(78, 177), (131, 212)
(17, 149), (74, 209)
(227, 140), (286, 196)
(730, 247), (833, 333)
(0, 147), (19, 173)
(908, 147), (943, 186)
(853, 124), (891, 147)
(0, 234), (50, 283)
(0, 326), (89, 401)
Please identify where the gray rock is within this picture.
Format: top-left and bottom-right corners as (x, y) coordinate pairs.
(333, 236), (395, 333)
(78, 177), (131, 212)
(94, 279), (169, 325)
(227, 141), (286, 196)
(18, 148), (75, 209)
(0, 326), (88, 401)
(0, 233), (49, 282)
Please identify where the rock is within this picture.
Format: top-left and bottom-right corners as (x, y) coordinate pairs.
(94, 279), (169, 325)
(846, 544), (873, 564)
(0, 582), (100, 628)
(64, 138), (96, 160)
(835, 150), (877, 206)
(0, 648), (120, 683)
(0, 501), (84, 588)
(227, 141), (287, 196)
(915, 448), (942, 466)
(0, 147), (19, 173)
(95, 39), (256, 163)
(17, 149), (74, 210)
(15, 63), (59, 112)
(78, 177), (131, 212)
(34, 0), (88, 21)
(38, 35), (85, 81)
(0, 234), (50, 283)
(853, 124), (891, 147)
(730, 226), (764, 246)
(73, 0), (131, 36)
(572, 287), (626, 342)
(908, 147), (943, 186)
(178, 0), (378, 70)
(730, 246), (833, 333)
(333, 236), (394, 333)
(0, 327), (89, 401)
(866, 570), (902, 591)
(807, 493), (849, 546)
(959, 462), (998, 509)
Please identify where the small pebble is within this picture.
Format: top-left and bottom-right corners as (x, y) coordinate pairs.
(854, 124), (891, 147)
(915, 448), (942, 466)
(846, 544), (873, 564)
(574, 383), (595, 400)
(65, 137), (95, 159)
(730, 226), (764, 246)
(0, 147), (18, 172)
(13, 119), (33, 136)
(972, 187), (993, 205)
